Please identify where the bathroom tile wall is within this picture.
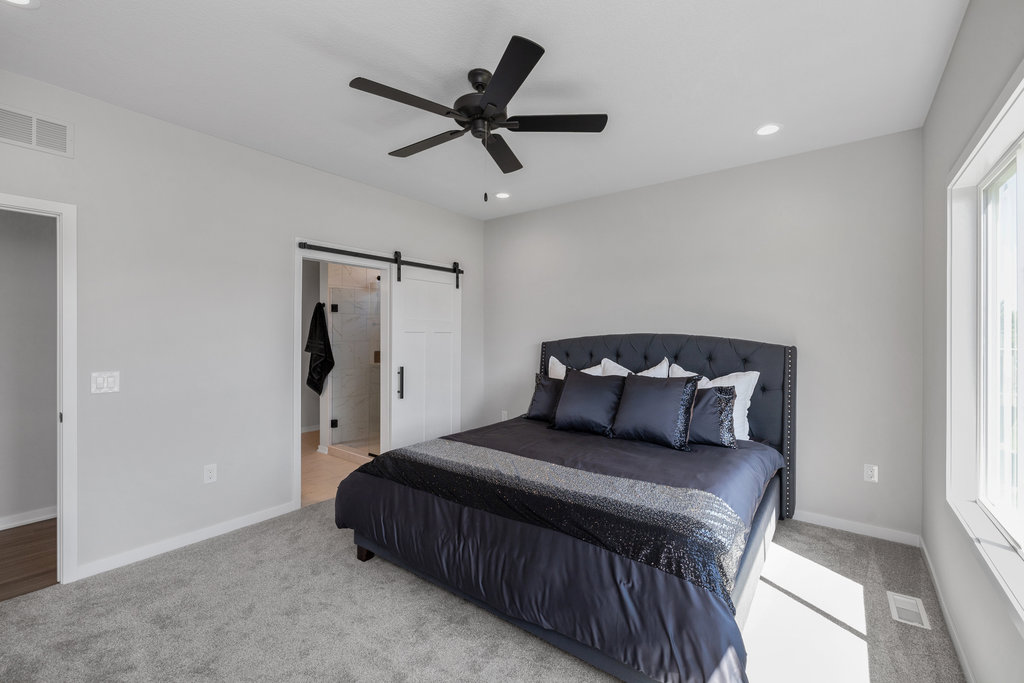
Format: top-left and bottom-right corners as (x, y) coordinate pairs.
(328, 264), (381, 445)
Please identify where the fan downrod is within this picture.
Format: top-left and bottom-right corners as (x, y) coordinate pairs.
(467, 68), (491, 92)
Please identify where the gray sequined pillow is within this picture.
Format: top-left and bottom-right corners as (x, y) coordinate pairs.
(688, 386), (738, 448)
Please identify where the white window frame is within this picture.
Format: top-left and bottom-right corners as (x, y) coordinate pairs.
(948, 58), (1024, 634)
(979, 146), (1024, 554)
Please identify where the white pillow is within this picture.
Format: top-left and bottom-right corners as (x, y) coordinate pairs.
(601, 356), (670, 378)
(668, 363), (698, 379)
(548, 355), (601, 380)
(669, 364), (760, 441)
(639, 357), (670, 378)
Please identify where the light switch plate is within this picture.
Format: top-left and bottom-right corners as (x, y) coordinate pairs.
(91, 371), (120, 394)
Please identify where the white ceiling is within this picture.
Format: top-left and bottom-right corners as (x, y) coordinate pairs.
(0, 0), (967, 220)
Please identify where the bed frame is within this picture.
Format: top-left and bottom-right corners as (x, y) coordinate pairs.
(355, 332), (797, 680)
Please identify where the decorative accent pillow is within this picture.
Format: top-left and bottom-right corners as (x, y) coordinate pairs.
(610, 374), (702, 450)
(669, 365), (759, 441)
(601, 357), (670, 378)
(525, 373), (564, 423)
(548, 355), (602, 380)
(688, 386), (738, 448)
(553, 371), (626, 436)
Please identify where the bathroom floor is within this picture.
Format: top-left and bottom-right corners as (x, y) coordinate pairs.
(331, 438), (380, 459)
(301, 431), (362, 507)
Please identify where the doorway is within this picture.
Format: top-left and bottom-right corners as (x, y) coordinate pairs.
(292, 240), (461, 510)
(0, 194), (77, 594)
(297, 258), (385, 507)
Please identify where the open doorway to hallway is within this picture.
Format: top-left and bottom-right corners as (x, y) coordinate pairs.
(0, 207), (58, 601)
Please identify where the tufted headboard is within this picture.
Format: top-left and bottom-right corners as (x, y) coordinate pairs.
(540, 333), (797, 518)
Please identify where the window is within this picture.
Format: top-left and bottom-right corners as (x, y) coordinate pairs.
(982, 146), (1024, 550)
(948, 64), (1024, 622)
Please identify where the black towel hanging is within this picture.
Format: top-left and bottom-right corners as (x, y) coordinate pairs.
(305, 302), (334, 395)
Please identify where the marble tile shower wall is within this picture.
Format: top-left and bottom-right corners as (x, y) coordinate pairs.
(329, 265), (381, 445)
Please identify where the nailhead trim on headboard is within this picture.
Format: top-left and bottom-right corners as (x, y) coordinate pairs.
(782, 346), (797, 518)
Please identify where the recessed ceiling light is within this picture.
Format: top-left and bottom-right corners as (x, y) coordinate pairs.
(3, 0), (41, 7)
(495, 192), (510, 199)
(756, 123), (782, 136)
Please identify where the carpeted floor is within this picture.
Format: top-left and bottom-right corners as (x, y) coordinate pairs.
(0, 503), (965, 682)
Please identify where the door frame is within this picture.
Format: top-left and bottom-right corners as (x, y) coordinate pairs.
(292, 239), (395, 508)
(0, 192), (78, 583)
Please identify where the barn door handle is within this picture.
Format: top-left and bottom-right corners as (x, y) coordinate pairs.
(397, 366), (404, 399)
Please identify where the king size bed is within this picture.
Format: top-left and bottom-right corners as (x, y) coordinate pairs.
(335, 333), (797, 682)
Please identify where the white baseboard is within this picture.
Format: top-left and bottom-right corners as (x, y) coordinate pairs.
(301, 425), (320, 433)
(317, 445), (329, 454)
(70, 500), (298, 583)
(0, 505), (57, 531)
(792, 510), (922, 547)
(920, 539), (977, 683)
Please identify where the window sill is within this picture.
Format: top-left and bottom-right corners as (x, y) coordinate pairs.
(948, 497), (1024, 637)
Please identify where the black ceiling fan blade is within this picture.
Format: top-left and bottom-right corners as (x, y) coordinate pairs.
(506, 114), (608, 133)
(389, 129), (468, 158)
(480, 36), (545, 113)
(482, 133), (523, 174)
(350, 77), (465, 120)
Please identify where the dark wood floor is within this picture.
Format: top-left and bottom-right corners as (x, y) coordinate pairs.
(0, 518), (57, 602)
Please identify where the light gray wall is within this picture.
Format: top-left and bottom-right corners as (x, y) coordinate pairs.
(299, 258), (320, 432)
(484, 130), (924, 537)
(0, 209), (58, 523)
(922, 1), (1024, 680)
(0, 68), (485, 567)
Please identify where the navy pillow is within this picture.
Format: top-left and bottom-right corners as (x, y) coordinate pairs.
(553, 371), (626, 436)
(525, 373), (564, 423)
(611, 374), (701, 450)
(688, 386), (738, 448)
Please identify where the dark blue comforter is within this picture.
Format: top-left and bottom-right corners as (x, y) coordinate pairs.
(335, 417), (784, 682)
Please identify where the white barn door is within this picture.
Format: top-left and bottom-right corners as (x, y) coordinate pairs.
(389, 266), (461, 450)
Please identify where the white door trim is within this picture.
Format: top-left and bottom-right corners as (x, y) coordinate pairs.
(0, 192), (78, 583)
(292, 239), (397, 507)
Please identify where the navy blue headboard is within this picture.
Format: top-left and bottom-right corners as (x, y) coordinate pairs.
(540, 333), (796, 519)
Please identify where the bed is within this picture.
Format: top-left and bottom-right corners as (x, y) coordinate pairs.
(335, 333), (797, 682)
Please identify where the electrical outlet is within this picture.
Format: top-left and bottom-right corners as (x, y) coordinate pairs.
(203, 464), (217, 484)
(500, 410), (508, 421)
(864, 464), (879, 483)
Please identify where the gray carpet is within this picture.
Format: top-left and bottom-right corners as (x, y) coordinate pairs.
(0, 503), (965, 682)
(753, 520), (966, 683)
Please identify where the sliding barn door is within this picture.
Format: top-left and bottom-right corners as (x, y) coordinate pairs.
(389, 266), (461, 450)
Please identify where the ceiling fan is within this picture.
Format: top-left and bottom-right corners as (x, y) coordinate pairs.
(349, 35), (608, 174)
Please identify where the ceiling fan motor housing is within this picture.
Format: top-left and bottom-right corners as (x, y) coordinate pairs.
(455, 70), (508, 137)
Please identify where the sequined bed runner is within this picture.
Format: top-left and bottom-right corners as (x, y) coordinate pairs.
(358, 438), (748, 611)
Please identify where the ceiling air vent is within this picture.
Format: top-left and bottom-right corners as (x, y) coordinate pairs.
(886, 591), (931, 629)
(0, 105), (73, 158)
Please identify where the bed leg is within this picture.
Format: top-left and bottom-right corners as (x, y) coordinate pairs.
(356, 545), (375, 562)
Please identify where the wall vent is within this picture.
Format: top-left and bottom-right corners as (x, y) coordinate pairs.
(887, 591), (931, 629)
(0, 105), (74, 157)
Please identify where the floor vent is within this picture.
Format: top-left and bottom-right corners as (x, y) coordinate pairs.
(887, 591), (931, 629)
(0, 105), (73, 157)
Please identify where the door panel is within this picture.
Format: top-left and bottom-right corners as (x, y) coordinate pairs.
(390, 267), (461, 450)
